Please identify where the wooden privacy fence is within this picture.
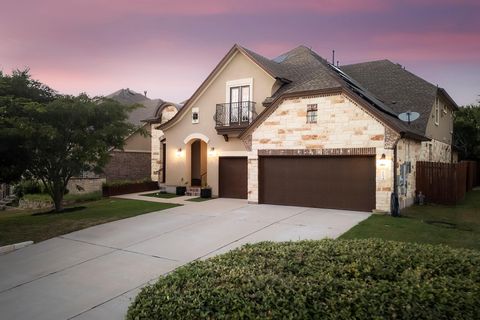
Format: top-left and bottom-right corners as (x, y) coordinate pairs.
(463, 160), (478, 192)
(416, 161), (468, 205)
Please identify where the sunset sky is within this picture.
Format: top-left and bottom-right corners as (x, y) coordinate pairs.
(1, 0), (479, 105)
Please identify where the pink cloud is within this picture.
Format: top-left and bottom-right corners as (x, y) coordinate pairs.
(369, 32), (480, 62)
(2, 0), (389, 23)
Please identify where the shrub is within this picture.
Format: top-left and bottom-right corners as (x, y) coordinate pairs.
(102, 178), (152, 188)
(14, 179), (42, 197)
(127, 239), (480, 320)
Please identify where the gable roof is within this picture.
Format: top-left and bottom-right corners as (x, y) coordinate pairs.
(239, 46), (427, 140)
(340, 60), (458, 134)
(159, 44), (454, 140)
(158, 44), (278, 131)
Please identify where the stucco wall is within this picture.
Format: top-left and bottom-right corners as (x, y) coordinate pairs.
(162, 51), (276, 195)
(123, 125), (151, 152)
(248, 93), (394, 212)
(425, 94), (454, 145)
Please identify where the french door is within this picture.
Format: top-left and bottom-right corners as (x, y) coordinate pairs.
(229, 85), (250, 125)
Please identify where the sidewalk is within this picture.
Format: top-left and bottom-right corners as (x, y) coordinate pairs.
(112, 190), (201, 205)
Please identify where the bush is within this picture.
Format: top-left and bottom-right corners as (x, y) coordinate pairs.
(14, 179), (42, 197)
(127, 239), (480, 320)
(102, 178), (152, 188)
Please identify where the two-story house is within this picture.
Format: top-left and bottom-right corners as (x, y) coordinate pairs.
(151, 44), (457, 213)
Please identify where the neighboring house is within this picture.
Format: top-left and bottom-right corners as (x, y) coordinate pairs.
(67, 88), (180, 193)
(154, 44), (457, 212)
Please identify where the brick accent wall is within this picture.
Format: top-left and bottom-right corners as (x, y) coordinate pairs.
(248, 93), (394, 212)
(103, 151), (151, 182)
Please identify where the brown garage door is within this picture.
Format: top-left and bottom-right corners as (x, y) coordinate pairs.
(219, 157), (248, 199)
(259, 156), (375, 212)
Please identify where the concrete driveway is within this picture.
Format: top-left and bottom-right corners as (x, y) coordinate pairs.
(0, 199), (370, 320)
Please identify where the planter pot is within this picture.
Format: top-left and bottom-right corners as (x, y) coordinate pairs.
(176, 186), (187, 196)
(200, 188), (212, 198)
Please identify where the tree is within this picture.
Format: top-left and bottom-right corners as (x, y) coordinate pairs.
(0, 69), (56, 183)
(1, 70), (138, 211)
(454, 104), (480, 160)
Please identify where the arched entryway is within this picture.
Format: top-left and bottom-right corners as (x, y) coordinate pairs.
(190, 139), (208, 186)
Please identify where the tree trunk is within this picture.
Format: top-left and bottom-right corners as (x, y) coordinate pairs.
(52, 182), (65, 212)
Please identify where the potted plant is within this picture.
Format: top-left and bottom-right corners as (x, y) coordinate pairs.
(176, 178), (188, 196)
(200, 184), (212, 198)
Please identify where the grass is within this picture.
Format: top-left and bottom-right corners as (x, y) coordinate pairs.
(143, 192), (180, 199)
(341, 190), (480, 250)
(186, 197), (212, 202)
(23, 191), (102, 203)
(0, 199), (179, 246)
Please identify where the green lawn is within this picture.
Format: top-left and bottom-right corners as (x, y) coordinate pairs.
(143, 192), (180, 199)
(341, 190), (480, 250)
(0, 199), (179, 246)
(23, 191), (102, 203)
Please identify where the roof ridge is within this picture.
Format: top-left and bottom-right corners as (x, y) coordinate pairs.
(341, 59), (391, 68)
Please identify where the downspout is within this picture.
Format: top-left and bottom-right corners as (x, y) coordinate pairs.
(390, 133), (404, 217)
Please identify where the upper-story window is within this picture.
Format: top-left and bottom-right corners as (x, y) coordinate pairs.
(220, 78), (254, 126)
(442, 105), (448, 117)
(434, 97), (440, 126)
(306, 104), (318, 123)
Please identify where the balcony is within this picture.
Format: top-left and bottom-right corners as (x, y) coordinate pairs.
(214, 101), (257, 137)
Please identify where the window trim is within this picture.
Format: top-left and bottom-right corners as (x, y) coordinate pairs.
(226, 78), (253, 103)
(306, 104), (318, 124)
(192, 107), (199, 124)
(434, 97), (440, 126)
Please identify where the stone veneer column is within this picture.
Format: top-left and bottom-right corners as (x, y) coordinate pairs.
(247, 153), (259, 203)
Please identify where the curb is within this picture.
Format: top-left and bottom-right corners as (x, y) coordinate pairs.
(0, 241), (34, 255)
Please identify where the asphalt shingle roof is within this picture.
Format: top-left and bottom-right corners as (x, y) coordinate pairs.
(106, 88), (180, 127)
(241, 45), (433, 137)
(340, 60), (438, 134)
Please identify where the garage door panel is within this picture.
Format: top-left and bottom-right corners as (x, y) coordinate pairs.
(219, 157), (247, 199)
(259, 156), (375, 211)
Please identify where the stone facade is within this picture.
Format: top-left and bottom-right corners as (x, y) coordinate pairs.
(395, 139), (422, 208)
(151, 106), (178, 181)
(151, 125), (164, 182)
(419, 139), (452, 163)
(67, 177), (106, 194)
(248, 93), (395, 212)
(394, 138), (453, 208)
(103, 151), (151, 182)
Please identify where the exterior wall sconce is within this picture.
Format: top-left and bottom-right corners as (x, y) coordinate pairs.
(208, 147), (216, 157)
(377, 153), (389, 167)
(176, 148), (183, 157)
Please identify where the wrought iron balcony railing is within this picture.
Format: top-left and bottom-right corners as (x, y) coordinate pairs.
(215, 101), (257, 128)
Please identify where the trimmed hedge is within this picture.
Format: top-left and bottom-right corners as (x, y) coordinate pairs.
(127, 239), (480, 320)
